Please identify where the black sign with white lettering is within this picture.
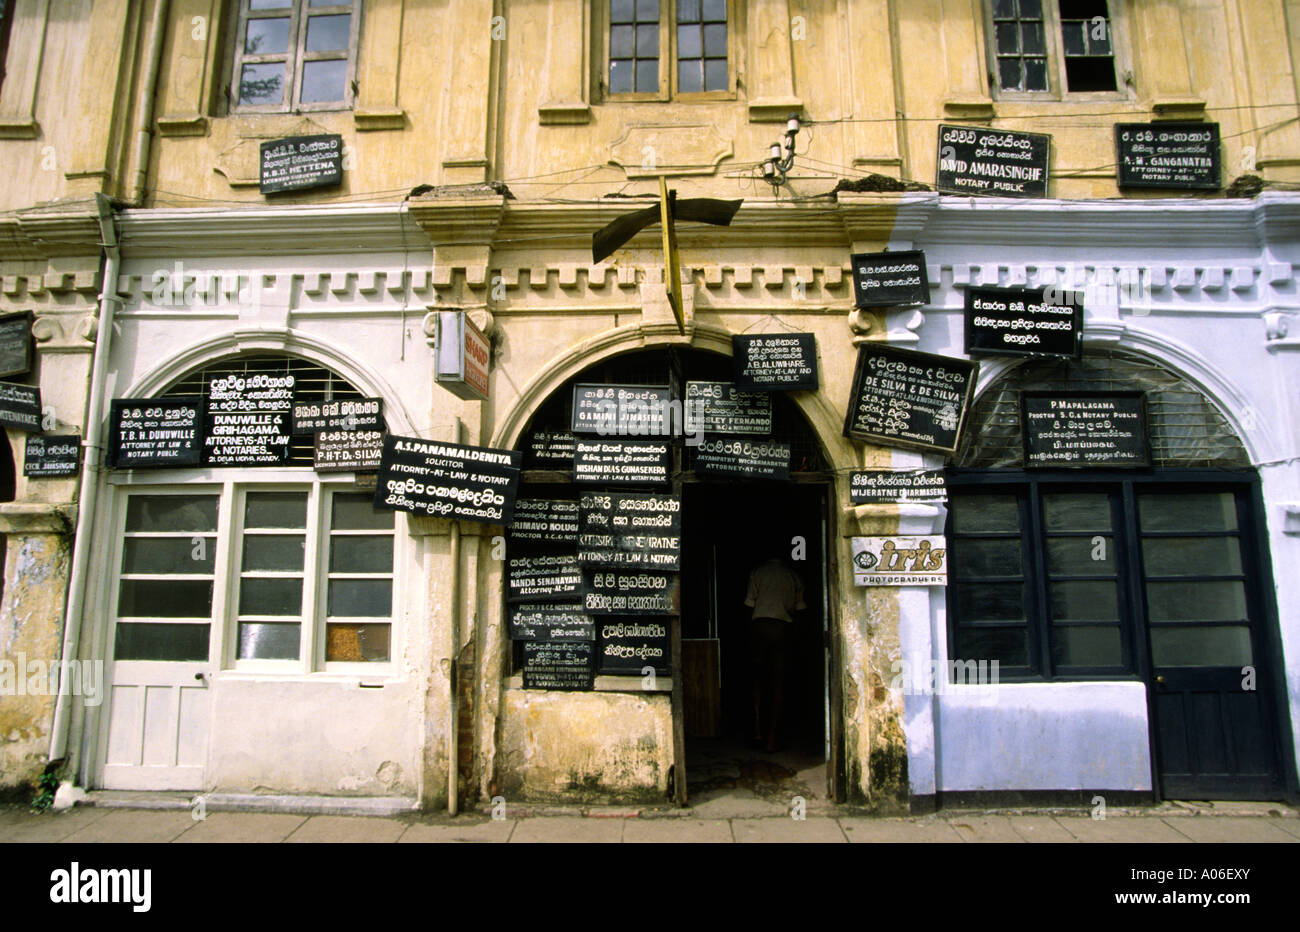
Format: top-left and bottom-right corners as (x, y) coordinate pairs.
(107, 398), (203, 468)
(372, 434), (521, 524)
(292, 397), (384, 434)
(508, 603), (595, 642)
(693, 438), (791, 480)
(525, 430), (577, 467)
(573, 439), (670, 486)
(571, 384), (672, 436)
(684, 381), (772, 435)
(582, 568), (679, 615)
(259, 134), (344, 195)
(843, 343), (978, 456)
(596, 617), (671, 675)
(851, 250), (930, 308)
(508, 498), (580, 546)
(578, 492), (682, 570)
(965, 286), (1083, 359)
(732, 333), (818, 392)
(506, 553), (583, 603)
(0, 313), (33, 379)
(313, 429), (384, 472)
(1116, 122), (1220, 190)
(849, 469), (948, 504)
(0, 380), (41, 433)
(523, 641), (594, 691)
(24, 434), (80, 478)
(203, 374), (293, 466)
(1022, 392), (1150, 468)
(937, 125), (1050, 198)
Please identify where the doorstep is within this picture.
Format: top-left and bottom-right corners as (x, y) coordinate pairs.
(83, 790), (418, 818)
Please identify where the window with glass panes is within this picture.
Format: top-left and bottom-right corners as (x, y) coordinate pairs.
(229, 0), (361, 112)
(608, 0), (729, 97)
(990, 0), (1117, 95)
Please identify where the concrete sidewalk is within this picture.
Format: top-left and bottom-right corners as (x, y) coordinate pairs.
(3, 798), (1298, 843)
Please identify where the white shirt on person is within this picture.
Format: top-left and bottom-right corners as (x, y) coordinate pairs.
(745, 558), (806, 623)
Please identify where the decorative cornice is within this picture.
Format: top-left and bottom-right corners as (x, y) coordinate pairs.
(0, 502), (76, 535)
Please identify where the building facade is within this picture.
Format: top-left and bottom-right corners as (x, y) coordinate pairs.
(1, 0), (1298, 810)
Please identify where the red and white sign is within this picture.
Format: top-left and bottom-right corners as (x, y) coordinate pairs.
(435, 311), (491, 401)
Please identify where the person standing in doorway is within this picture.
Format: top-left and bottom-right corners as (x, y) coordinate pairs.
(745, 542), (805, 753)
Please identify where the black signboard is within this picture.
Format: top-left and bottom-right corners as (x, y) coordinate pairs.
(24, 434), (80, 478)
(851, 250), (930, 308)
(107, 398), (202, 468)
(965, 286), (1083, 359)
(937, 125), (1050, 197)
(582, 568), (679, 615)
(578, 492), (682, 570)
(571, 384), (672, 436)
(506, 553), (583, 603)
(0, 312), (33, 379)
(1116, 122), (1220, 190)
(694, 438), (791, 480)
(596, 617), (671, 675)
(508, 498), (580, 545)
(849, 469), (948, 504)
(292, 397), (383, 435)
(508, 603), (595, 642)
(732, 333), (818, 392)
(313, 429), (383, 472)
(522, 641), (594, 691)
(525, 430), (577, 467)
(0, 380), (41, 432)
(203, 373), (293, 466)
(843, 343), (978, 456)
(684, 381), (771, 436)
(259, 134), (344, 195)
(1022, 391), (1150, 468)
(573, 439), (670, 486)
(373, 434), (521, 524)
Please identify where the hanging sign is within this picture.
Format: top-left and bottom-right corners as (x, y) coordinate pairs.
(508, 498), (580, 545)
(313, 429), (384, 472)
(0, 380), (41, 432)
(843, 343), (978, 456)
(259, 134), (344, 194)
(434, 311), (491, 401)
(292, 397), (383, 434)
(577, 492), (681, 570)
(523, 641), (595, 691)
(597, 618), (671, 675)
(582, 568), (679, 615)
(0, 312), (33, 379)
(373, 435), (521, 524)
(525, 430), (577, 467)
(965, 286), (1083, 359)
(573, 439), (670, 485)
(851, 536), (948, 586)
(694, 438), (790, 479)
(851, 250), (930, 308)
(1021, 391), (1150, 468)
(571, 384), (672, 436)
(506, 553), (583, 603)
(684, 381), (771, 435)
(23, 434), (80, 478)
(107, 398), (203, 468)
(937, 125), (1050, 197)
(849, 469), (948, 504)
(1116, 122), (1220, 190)
(508, 603), (595, 642)
(732, 333), (818, 392)
(203, 373), (293, 466)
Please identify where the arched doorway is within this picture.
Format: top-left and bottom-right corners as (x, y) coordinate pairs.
(948, 350), (1292, 800)
(507, 346), (839, 803)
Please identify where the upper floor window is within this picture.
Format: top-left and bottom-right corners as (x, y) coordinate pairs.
(604, 0), (733, 100)
(229, 0), (361, 112)
(0, 0), (14, 96)
(988, 0), (1122, 97)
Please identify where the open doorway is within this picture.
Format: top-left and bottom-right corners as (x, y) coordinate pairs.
(680, 480), (829, 801)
